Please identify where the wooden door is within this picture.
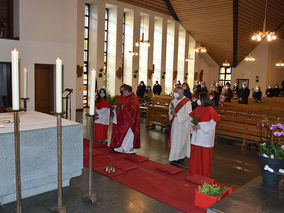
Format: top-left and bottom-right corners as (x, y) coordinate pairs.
(35, 64), (54, 114)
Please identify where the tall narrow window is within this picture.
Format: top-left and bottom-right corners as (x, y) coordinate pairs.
(187, 35), (195, 89)
(177, 25), (186, 83)
(104, 8), (109, 76)
(121, 12), (126, 83)
(83, 4), (90, 107)
(152, 17), (162, 85)
(219, 67), (231, 86)
(165, 21), (175, 94)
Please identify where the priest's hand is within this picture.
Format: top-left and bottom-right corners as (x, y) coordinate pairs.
(113, 105), (117, 109)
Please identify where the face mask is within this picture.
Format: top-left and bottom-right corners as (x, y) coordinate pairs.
(123, 91), (127, 96)
(173, 93), (179, 98)
(192, 99), (196, 102)
(100, 93), (105, 98)
(275, 86), (278, 88)
(209, 96), (214, 100)
(201, 85), (204, 88)
(225, 87), (229, 91)
(120, 90), (124, 95)
(255, 88), (259, 91)
(243, 85), (246, 89)
(212, 88), (216, 91)
(183, 87), (187, 90)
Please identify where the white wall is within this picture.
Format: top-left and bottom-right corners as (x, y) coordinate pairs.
(0, 0), (82, 120)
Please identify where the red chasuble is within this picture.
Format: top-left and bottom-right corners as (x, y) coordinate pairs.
(116, 95), (127, 105)
(110, 92), (140, 149)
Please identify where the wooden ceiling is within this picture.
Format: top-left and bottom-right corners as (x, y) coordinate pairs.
(119, 0), (284, 66)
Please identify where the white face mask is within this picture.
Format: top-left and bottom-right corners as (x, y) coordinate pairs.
(255, 88), (259, 91)
(173, 93), (179, 98)
(183, 87), (187, 90)
(192, 99), (196, 102)
(209, 96), (214, 100)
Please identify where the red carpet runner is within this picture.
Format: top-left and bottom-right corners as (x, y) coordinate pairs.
(84, 139), (213, 213)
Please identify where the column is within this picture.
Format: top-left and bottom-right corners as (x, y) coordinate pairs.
(147, 14), (154, 87)
(173, 21), (179, 88)
(132, 10), (140, 90)
(160, 17), (167, 94)
(184, 31), (189, 84)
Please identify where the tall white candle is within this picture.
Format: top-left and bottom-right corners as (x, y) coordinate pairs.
(23, 68), (28, 99)
(56, 58), (62, 113)
(11, 49), (20, 110)
(89, 69), (96, 115)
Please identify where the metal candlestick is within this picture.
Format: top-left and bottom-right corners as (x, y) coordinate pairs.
(83, 113), (97, 203)
(14, 110), (22, 213)
(52, 113), (67, 213)
(20, 98), (29, 111)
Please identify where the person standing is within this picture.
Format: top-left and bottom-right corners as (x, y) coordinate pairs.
(182, 83), (192, 100)
(111, 85), (140, 154)
(94, 88), (111, 144)
(168, 86), (192, 164)
(273, 84), (281, 97)
(238, 82), (250, 104)
(191, 94), (200, 111)
(153, 81), (162, 95)
(216, 82), (223, 95)
(232, 82), (239, 99)
(188, 92), (220, 177)
(252, 86), (262, 102)
(136, 81), (146, 98)
(221, 82), (233, 103)
(265, 85), (274, 97)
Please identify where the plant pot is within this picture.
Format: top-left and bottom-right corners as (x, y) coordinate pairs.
(194, 186), (233, 209)
(259, 155), (284, 187)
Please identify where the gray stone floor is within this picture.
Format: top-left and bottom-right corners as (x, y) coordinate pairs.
(1, 110), (262, 213)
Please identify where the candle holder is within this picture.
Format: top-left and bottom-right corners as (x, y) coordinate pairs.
(20, 98), (29, 111)
(51, 112), (67, 213)
(82, 113), (97, 204)
(12, 109), (25, 213)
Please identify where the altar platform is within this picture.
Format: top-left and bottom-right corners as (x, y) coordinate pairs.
(0, 111), (83, 204)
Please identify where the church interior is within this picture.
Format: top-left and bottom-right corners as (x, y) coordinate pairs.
(0, 0), (284, 212)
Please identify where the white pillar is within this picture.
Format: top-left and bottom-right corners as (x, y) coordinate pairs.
(160, 17), (167, 94)
(147, 14), (154, 87)
(132, 10), (140, 90)
(184, 31), (189, 84)
(173, 21), (179, 88)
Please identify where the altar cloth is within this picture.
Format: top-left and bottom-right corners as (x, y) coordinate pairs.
(0, 111), (83, 204)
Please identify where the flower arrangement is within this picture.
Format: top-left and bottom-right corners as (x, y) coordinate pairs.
(256, 118), (284, 160)
(198, 183), (229, 197)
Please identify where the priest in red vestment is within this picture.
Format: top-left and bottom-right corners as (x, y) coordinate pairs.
(111, 85), (127, 144)
(94, 88), (111, 144)
(188, 92), (220, 177)
(111, 84), (141, 153)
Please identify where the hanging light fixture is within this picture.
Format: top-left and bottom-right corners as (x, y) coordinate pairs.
(135, 0), (150, 48)
(222, 60), (230, 67)
(193, 44), (207, 53)
(275, 61), (284, 67)
(245, 54), (256, 62)
(251, 0), (277, 42)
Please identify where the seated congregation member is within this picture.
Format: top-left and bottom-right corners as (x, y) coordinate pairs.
(265, 85), (274, 97)
(252, 86), (262, 103)
(191, 94), (200, 110)
(210, 85), (219, 106)
(273, 84), (281, 97)
(188, 92), (220, 177)
(221, 82), (233, 103)
(136, 81), (146, 98)
(111, 85), (140, 154)
(153, 81), (162, 95)
(168, 86), (192, 164)
(208, 92), (216, 107)
(145, 85), (153, 98)
(94, 88), (111, 144)
(182, 83), (192, 100)
(238, 82), (250, 104)
(232, 82), (239, 99)
(111, 85), (127, 144)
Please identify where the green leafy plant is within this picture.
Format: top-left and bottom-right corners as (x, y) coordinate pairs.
(191, 115), (199, 126)
(198, 183), (229, 197)
(170, 102), (175, 110)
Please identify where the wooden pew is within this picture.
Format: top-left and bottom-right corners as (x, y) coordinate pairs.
(146, 105), (171, 129)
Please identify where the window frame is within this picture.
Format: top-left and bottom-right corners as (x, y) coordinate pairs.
(83, 3), (90, 108)
(218, 66), (232, 86)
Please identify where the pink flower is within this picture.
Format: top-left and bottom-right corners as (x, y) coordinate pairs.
(274, 131), (282, 137)
(281, 145), (284, 150)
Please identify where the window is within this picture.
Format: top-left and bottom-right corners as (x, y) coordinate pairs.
(83, 4), (90, 107)
(218, 67), (231, 86)
(152, 17), (162, 85)
(104, 8), (109, 75)
(165, 21), (175, 94)
(121, 12), (126, 83)
(0, 0), (19, 39)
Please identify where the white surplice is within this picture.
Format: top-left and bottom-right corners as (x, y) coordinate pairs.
(169, 97), (192, 161)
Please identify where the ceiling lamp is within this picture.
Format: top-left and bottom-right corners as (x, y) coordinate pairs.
(244, 55), (256, 62)
(135, 33), (150, 47)
(129, 50), (138, 56)
(251, 0), (277, 42)
(275, 61), (284, 67)
(194, 45), (207, 53)
(222, 60), (230, 67)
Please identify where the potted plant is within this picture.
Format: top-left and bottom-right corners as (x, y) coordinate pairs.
(194, 183), (232, 209)
(256, 118), (284, 187)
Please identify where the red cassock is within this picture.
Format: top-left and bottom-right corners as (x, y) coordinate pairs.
(110, 92), (140, 149)
(94, 98), (111, 143)
(110, 95), (127, 144)
(188, 106), (220, 177)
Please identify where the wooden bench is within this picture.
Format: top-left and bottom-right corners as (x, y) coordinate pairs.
(146, 105), (171, 130)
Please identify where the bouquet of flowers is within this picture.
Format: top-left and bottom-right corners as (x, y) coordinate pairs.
(256, 118), (284, 160)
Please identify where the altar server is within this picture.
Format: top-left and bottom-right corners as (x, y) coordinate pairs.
(110, 85), (127, 146)
(188, 92), (220, 177)
(94, 88), (110, 144)
(168, 86), (192, 163)
(111, 85), (141, 153)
